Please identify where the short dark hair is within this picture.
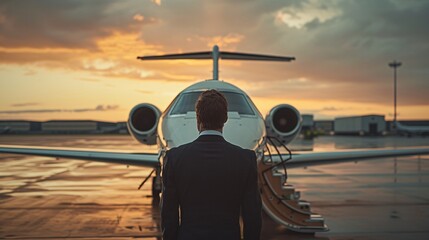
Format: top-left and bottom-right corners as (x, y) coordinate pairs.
(195, 90), (228, 130)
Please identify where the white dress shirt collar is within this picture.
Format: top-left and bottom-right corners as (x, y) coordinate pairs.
(199, 130), (223, 136)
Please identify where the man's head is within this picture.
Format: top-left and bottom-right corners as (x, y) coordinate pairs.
(195, 89), (228, 132)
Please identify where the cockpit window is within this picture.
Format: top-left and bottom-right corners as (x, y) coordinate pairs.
(170, 91), (255, 115)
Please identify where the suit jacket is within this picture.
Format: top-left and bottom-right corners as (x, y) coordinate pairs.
(161, 134), (262, 240)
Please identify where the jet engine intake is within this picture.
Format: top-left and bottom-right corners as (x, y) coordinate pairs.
(127, 103), (161, 145)
(265, 104), (302, 146)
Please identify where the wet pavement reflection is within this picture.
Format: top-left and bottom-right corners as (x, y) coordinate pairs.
(0, 135), (428, 239)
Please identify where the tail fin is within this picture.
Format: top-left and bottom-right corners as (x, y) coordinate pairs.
(137, 45), (295, 80)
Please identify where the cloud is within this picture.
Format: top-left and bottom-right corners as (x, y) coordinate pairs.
(151, 0), (161, 6)
(136, 89), (154, 94)
(133, 14), (145, 22)
(0, 105), (119, 114)
(196, 33), (245, 48)
(0, 0), (428, 108)
(276, 0), (342, 29)
(0, 0), (159, 49)
(79, 77), (100, 82)
(94, 105), (118, 111)
(320, 106), (341, 111)
(10, 102), (40, 107)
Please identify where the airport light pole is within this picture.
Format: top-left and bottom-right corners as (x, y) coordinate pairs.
(388, 60), (402, 133)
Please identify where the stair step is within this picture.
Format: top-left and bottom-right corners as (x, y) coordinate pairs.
(282, 184), (295, 190)
(281, 189), (300, 201)
(298, 200), (310, 210)
(305, 214), (325, 223)
(274, 175), (286, 185)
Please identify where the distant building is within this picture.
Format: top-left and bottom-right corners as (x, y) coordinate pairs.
(98, 121), (121, 133)
(0, 120), (41, 133)
(41, 120), (98, 134)
(117, 122), (129, 134)
(301, 114), (314, 131)
(0, 120), (128, 134)
(314, 120), (334, 134)
(334, 115), (385, 136)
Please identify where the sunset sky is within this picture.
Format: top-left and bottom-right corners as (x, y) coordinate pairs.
(0, 0), (428, 122)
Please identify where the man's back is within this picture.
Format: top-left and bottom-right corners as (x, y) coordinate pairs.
(161, 134), (262, 240)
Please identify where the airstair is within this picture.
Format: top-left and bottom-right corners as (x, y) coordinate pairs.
(258, 160), (328, 232)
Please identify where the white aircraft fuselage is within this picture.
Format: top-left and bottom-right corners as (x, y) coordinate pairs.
(158, 80), (266, 151)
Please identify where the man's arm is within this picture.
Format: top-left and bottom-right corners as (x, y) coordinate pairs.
(161, 150), (180, 240)
(242, 150), (262, 240)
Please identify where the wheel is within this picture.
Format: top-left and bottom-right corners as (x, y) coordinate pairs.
(152, 176), (161, 202)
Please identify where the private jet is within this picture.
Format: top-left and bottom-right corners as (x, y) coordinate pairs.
(395, 121), (429, 137)
(1, 45), (429, 233)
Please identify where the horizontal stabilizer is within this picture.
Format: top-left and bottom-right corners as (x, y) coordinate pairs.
(137, 45), (295, 80)
(138, 51), (212, 60)
(220, 51), (295, 61)
(138, 51), (295, 62)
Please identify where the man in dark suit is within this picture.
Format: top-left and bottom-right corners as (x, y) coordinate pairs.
(161, 89), (262, 240)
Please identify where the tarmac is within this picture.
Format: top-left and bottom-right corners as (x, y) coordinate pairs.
(0, 135), (428, 239)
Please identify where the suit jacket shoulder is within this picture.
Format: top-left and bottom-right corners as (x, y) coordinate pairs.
(165, 142), (192, 161)
(165, 138), (256, 172)
(223, 143), (257, 165)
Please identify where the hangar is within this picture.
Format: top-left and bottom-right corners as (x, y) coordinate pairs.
(334, 115), (385, 136)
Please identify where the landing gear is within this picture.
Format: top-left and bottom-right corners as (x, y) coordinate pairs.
(152, 168), (162, 204)
(137, 166), (162, 205)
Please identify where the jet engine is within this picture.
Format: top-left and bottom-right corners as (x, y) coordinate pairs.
(127, 103), (161, 145)
(265, 104), (302, 146)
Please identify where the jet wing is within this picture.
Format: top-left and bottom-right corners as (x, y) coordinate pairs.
(267, 147), (429, 169)
(2, 145), (428, 169)
(0, 145), (159, 168)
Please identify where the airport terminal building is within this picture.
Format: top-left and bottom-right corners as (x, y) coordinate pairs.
(0, 120), (127, 134)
